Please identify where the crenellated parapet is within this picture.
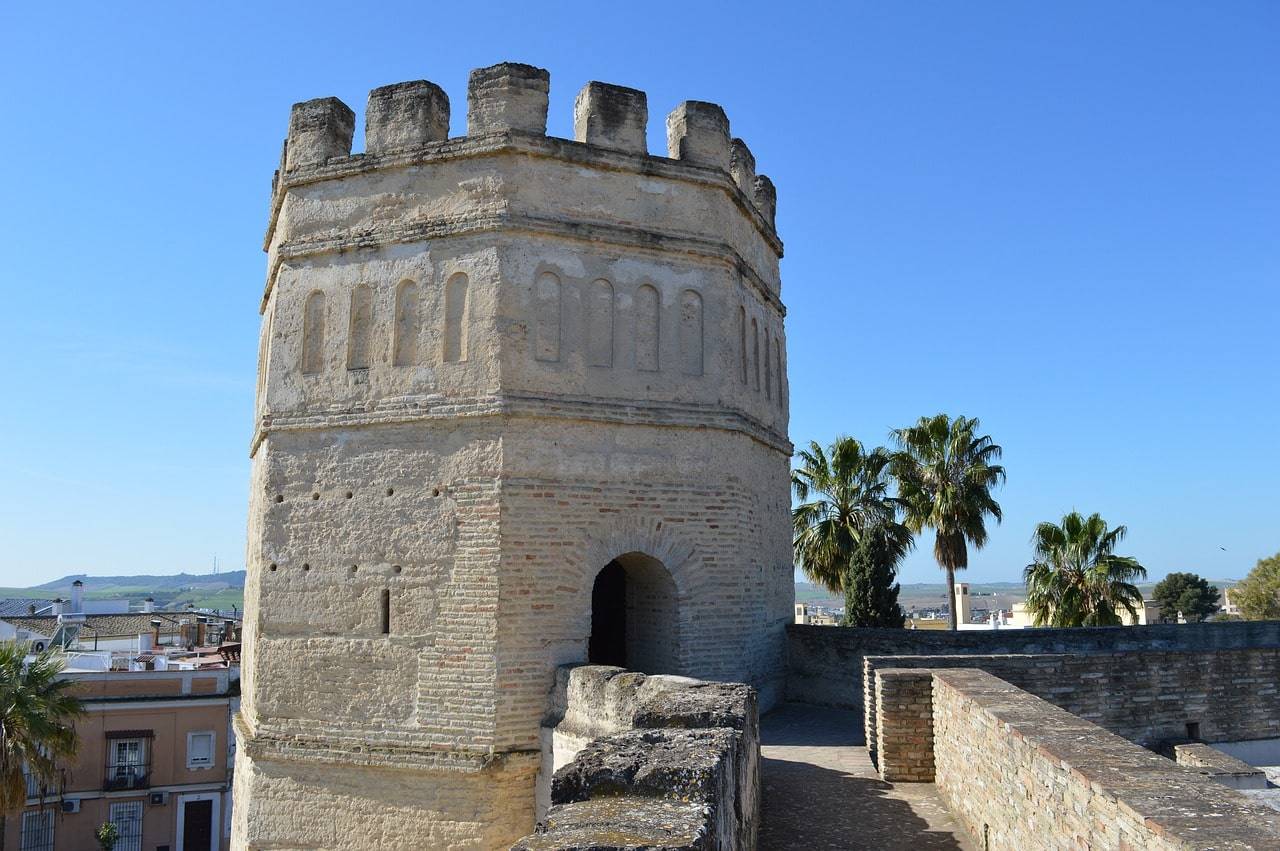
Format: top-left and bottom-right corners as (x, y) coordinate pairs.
(267, 61), (780, 251)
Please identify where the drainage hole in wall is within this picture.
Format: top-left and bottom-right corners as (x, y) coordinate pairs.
(393, 565), (403, 574)
(274, 495), (284, 503)
(312, 492), (320, 500)
(386, 487), (395, 496)
(269, 563), (277, 572)
(350, 565), (358, 574)
(302, 563), (310, 572)
(345, 491), (353, 499)
(432, 488), (440, 497)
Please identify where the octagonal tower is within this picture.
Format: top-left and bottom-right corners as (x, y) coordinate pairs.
(234, 62), (791, 849)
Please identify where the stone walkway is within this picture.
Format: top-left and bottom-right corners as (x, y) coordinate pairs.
(758, 703), (975, 850)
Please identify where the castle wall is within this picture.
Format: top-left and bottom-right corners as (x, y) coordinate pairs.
(863, 647), (1280, 764)
(878, 669), (1280, 850)
(786, 619), (1280, 712)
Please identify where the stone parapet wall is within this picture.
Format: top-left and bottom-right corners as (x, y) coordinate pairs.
(1174, 743), (1270, 791)
(516, 664), (759, 851)
(862, 647), (1280, 763)
(786, 620), (1280, 712)
(927, 669), (1280, 850)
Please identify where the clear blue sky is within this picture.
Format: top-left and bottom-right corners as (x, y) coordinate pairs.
(0, 2), (1275, 588)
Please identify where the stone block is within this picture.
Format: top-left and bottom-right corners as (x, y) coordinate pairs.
(666, 101), (730, 170)
(286, 97), (354, 170)
(365, 80), (450, 154)
(513, 797), (711, 850)
(729, 139), (755, 196)
(467, 62), (550, 134)
(574, 82), (647, 154)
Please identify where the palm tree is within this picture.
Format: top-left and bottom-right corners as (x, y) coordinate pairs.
(0, 643), (83, 846)
(1023, 512), (1147, 627)
(792, 437), (913, 624)
(891, 414), (1006, 630)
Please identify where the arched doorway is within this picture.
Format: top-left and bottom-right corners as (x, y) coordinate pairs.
(587, 552), (679, 674)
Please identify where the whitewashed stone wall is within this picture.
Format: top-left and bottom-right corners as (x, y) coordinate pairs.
(236, 63), (790, 850)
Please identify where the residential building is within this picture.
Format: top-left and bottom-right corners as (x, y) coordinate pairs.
(4, 650), (238, 851)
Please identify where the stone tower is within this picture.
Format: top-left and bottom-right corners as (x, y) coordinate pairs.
(233, 62), (792, 849)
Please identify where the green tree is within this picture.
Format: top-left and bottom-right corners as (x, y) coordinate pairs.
(792, 437), (913, 627)
(0, 644), (84, 847)
(891, 414), (1006, 630)
(1234, 552), (1280, 621)
(1022, 512), (1147, 627)
(96, 821), (120, 851)
(842, 527), (907, 628)
(1151, 572), (1220, 623)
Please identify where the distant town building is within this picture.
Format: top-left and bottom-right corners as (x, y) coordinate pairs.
(3, 583), (241, 851)
(8, 652), (238, 851)
(794, 603), (838, 626)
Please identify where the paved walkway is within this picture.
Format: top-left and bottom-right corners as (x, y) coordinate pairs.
(758, 703), (975, 850)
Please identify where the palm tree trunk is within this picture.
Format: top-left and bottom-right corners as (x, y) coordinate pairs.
(947, 565), (957, 631)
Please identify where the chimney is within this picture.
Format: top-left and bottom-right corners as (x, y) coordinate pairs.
(150, 618), (162, 647)
(196, 616), (207, 647)
(70, 580), (84, 614)
(142, 598), (155, 614)
(51, 598), (64, 616)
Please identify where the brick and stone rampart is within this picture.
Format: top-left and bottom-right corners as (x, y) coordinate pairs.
(786, 619), (1280, 711)
(873, 669), (934, 782)
(877, 668), (1280, 849)
(516, 664), (759, 851)
(862, 647), (1280, 763)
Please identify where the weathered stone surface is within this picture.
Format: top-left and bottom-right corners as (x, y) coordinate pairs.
(634, 682), (755, 732)
(728, 140), (755, 196)
(552, 728), (735, 806)
(468, 61), (550, 134)
(513, 798), (711, 850)
(574, 82), (647, 154)
(285, 97), (354, 170)
(365, 80), (449, 154)
(666, 102), (730, 170)
(751, 176), (775, 229)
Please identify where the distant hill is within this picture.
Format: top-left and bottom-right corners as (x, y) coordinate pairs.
(0, 571), (245, 613)
(32, 571), (245, 593)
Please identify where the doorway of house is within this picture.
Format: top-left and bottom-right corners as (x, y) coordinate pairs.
(178, 796), (214, 851)
(587, 552), (679, 674)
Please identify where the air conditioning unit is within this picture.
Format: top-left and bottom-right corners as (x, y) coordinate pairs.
(61, 799), (80, 814)
(149, 791), (169, 806)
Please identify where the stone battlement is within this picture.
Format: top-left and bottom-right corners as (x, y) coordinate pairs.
(267, 61), (779, 256)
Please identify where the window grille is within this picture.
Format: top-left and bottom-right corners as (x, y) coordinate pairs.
(20, 810), (54, 851)
(109, 801), (144, 851)
(105, 735), (152, 790)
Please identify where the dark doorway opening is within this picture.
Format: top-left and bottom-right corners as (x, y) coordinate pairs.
(182, 798), (213, 851)
(588, 559), (626, 666)
(586, 552), (679, 674)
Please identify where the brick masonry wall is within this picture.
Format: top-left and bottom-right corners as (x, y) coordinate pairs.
(785, 619), (1280, 712)
(862, 648), (1280, 763)
(930, 669), (1280, 850)
(873, 669), (934, 782)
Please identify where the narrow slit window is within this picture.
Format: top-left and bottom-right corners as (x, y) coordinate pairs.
(380, 589), (391, 635)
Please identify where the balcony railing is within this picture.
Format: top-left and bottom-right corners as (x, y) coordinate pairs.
(104, 766), (151, 791)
